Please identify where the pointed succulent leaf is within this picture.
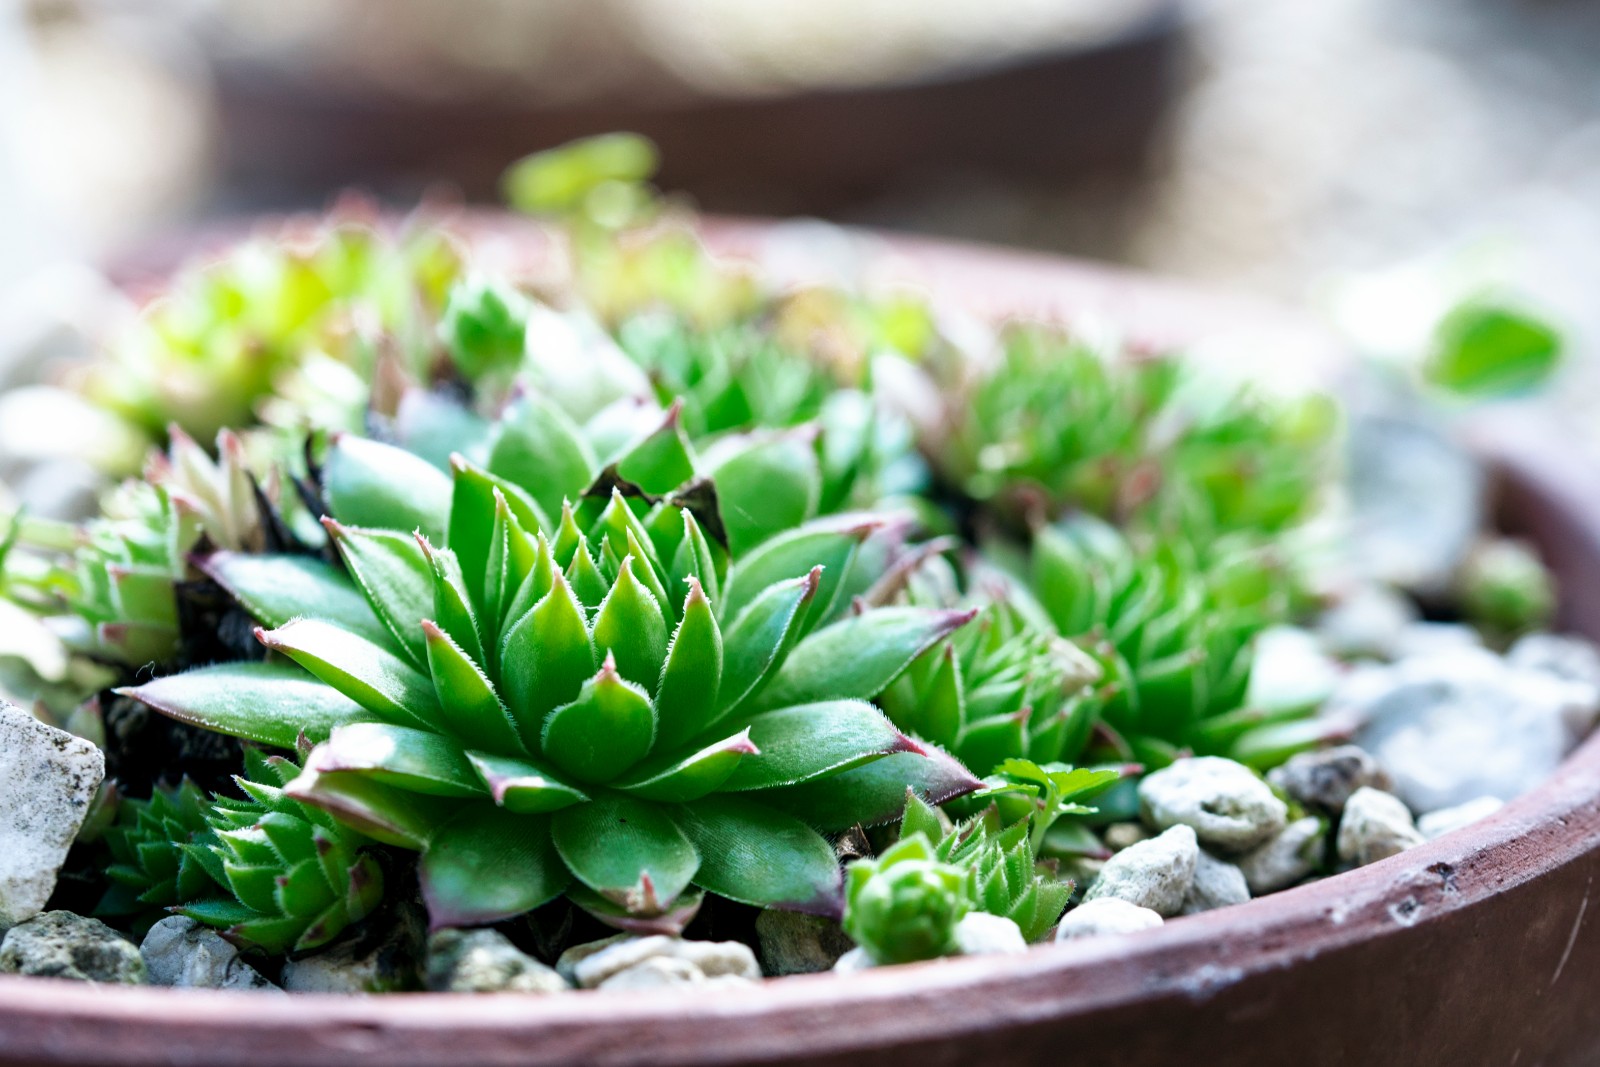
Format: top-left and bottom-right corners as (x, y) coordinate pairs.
(119, 662), (374, 748)
(669, 508), (722, 605)
(419, 538), (486, 667)
(751, 607), (976, 711)
(323, 434), (451, 540)
(200, 553), (392, 649)
(762, 748), (983, 832)
(323, 519), (434, 666)
(499, 574), (596, 749)
(285, 765), (459, 850)
(612, 729), (757, 803)
(421, 619), (524, 754)
(676, 795), (842, 915)
(590, 556), (670, 691)
(421, 807), (568, 928)
(566, 883), (705, 937)
(488, 393), (597, 521)
(541, 655), (657, 783)
(709, 434), (820, 555)
(448, 455), (548, 612)
(718, 520), (874, 628)
(650, 577), (724, 751)
(306, 722), (488, 798)
(257, 618), (443, 730)
(551, 794), (699, 909)
(716, 568), (819, 718)
(610, 402), (697, 495)
(721, 701), (917, 792)
(465, 751), (589, 813)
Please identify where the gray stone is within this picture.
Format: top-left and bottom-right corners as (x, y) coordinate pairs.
(0, 703), (105, 931)
(1138, 757), (1288, 854)
(555, 933), (630, 985)
(1337, 787), (1424, 867)
(424, 929), (568, 994)
(1238, 816), (1324, 894)
(952, 912), (1027, 955)
(1315, 584), (1419, 660)
(597, 956), (704, 991)
(754, 909), (854, 976)
(1083, 825), (1198, 917)
(1345, 414), (1485, 595)
(140, 917), (278, 992)
(0, 911), (144, 983)
(1181, 851), (1251, 914)
(1417, 796), (1505, 841)
(1101, 822), (1150, 852)
(1054, 898), (1164, 941)
(1267, 745), (1392, 815)
(1508, 633), (1600, 689)
(1508, 633), (1600, 734)
(1344, 648), (1596, 811)
(571, 935), (760, 990)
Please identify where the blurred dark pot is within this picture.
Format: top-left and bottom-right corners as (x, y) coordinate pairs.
(8, 221), (1600, 1067)
(208, 3), (1186, 215)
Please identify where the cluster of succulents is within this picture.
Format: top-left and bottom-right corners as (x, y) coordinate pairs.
(0, 135), (1383, 974)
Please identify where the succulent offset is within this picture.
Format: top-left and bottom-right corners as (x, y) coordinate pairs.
(843, 833), (969, 965)
(179, 750), (384, 955)
(95, 779), (219, 932)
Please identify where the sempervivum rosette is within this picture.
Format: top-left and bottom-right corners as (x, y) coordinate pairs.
(124, 425), (981, 930)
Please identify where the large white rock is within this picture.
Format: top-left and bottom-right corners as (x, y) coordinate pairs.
(1054, 898), (1164, 941)
(1181, 851), (1251, 914)
(1083, 825), (1198, 917)
(570, 935), (760, 990)
(1139, 757), (1288, 854)
(1342, 648), (1597, 812)
(1238, 816), (1324, 895)
(951, 912), (1027, 956)
(0, 702), (104, 931)
(1337, 787), (1424, 867)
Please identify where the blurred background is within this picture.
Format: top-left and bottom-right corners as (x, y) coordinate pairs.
(4, 0), (1600, 402)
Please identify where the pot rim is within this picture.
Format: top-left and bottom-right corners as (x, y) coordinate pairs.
(5, 221), (1594, 1067)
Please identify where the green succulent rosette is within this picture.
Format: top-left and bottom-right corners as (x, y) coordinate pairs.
(87, 216), (462, 444)
(933, 327), (1334, 536)
(843, 832), (969, 965)
(95, 779), (220, 932)
(124, 426), (981, 929)
(180, 750), (384, 955)
(1023, 515), (1331, 769)
(898, 790), (1073, 944)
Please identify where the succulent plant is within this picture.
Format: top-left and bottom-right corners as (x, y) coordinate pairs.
(48, 428), (297, 668)
(898, 789), (1072, 944)
(180, 749), (384, 956)
(843, 832), (969, 965)
(932, 327), (1334, 536)
(95, 779), (220, 932)
(1023, 515), (1330, 769)
(1458, 537), (1555, 637)
(878, 596), (1104, 776)
(85, 214), (462, 444)
(124, 430), (981, 929)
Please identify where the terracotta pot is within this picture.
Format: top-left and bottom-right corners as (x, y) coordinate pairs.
(6, 224), (1599, 1067)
